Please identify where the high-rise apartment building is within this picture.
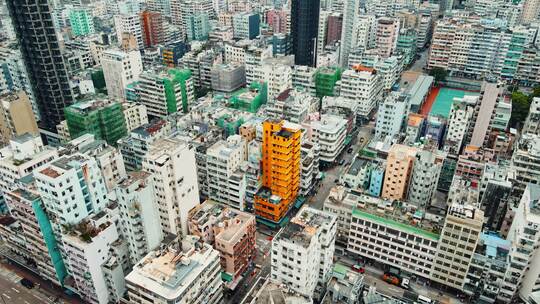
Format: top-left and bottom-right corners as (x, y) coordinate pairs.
(115, 171), (163, 265)
(520, 0), (540, 24)
(188, 200), (256, 287)
(34, 154), (109, 230)
(374, 92), (408, 140)
(125, 236), (223, 304)
(444, 95), (478, 155)
(232, 12), (260, 39)
(0, 134), (58, 202)
(0, 91), (38, 144)
(254, 120), (301, 224)
(118, 119), (172, 171)
(6, 0), (74, 131)
(102, 47), (143, 100)
(501, 184), (540, 302)
(340, 65), (383, 119)
(431, 204), (483, 289)
(271, 207), (336, 300)
(347, 194), (440, 280)
(64, 98), (127, 146)
(291, 0), (320, 66)
(407, 150), (444, 207)
(339, 0), (361, 67)
(511, 134), (540, 193)
(69, 8), (95, 37)
(205, 135), (247, 210)
(140, 10), (165, 48)
(114, 13), (144, 50)
(0, 45), (39, 120)
(138, 68), (195, 117)
(2, 187), (67, 287)
(382, 144), (417, 201)
(142, 138), (200, 236)
(375, 17), (400, 58)
(186, 13), (210, 41)
(524, 97), (540, 136)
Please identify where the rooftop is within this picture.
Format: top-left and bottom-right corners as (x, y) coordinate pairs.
(126, 236), (216, 300)
(352, 194), (440, 241)
(276, 207), (335, 248)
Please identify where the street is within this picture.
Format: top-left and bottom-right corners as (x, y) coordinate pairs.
(225, 231), (272, 304)
(0, 265), (53, 304)
(309, 124), (374, 210)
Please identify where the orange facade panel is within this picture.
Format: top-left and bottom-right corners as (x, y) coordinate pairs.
(255, 120), (301, 223)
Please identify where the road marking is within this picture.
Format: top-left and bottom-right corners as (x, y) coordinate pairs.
(24, 301), (30, 304)
(2, 293), (10, 299)
(11, 287), (19, 293)
(33, 294), (42, 300)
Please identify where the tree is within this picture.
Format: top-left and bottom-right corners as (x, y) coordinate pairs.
(510, 91), (530, 128)
(531, 85), (540, 99)
(429, 67), (448, 84)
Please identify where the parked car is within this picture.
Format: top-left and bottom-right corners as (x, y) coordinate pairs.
(20, 278), (34, 289)
(339, 159), (345, 165)
(382, 273), (400, 286)
(352, 264), (365, 274)
(347, 147), (353, 153)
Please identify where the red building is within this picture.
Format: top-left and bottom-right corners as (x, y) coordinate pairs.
(140, 10), (164, 48)
(326, 14), (343, 46)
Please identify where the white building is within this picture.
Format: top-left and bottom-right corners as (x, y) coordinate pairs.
(444, 95), (478, 155)
(113, 14), (144, 49)
(340, 66), (383, 118)
(407, 150), (444, 207)
(253, 62), (292, 101)
(511, 134), (540, 193)
(351, 15), (377, 58)
(205, 135), (247, 210)
(101, 48), (143, 100)
(142, 138), (200, 236)
(339, 0), (361, 67)
(431, 203), (483, 290)
(61, 210), (129, 304)
(125, 235), (223, 304)
(347, 195), (440, 280)
(0, 134), (58, 197)
(122, 102), (148, 131)
(271, 207), (337, 300)
(115, 171), (163, 265)
(34, 154), (109, 230)
(309, 114), (347, 164)
(524, 97), (540, 136)
(501, 184), (540, 302)
(374, 92), (408, 139)
(292, 65), (317, 96)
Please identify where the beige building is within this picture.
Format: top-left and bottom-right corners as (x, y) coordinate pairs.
(188, 200), (256, 287)
(0, 91), (38, 144)
(521, 0), (540, 24)
(381, 144), (417, 201)
(431, 204), (483, 289)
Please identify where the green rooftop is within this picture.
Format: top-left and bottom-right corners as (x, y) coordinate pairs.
(352, 208), (439, 241)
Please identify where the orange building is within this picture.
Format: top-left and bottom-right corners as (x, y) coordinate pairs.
(140, 10), (164, 48)
(254, 120), (301, 223)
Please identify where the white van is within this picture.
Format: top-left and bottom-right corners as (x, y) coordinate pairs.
(417, 295), (433, 304)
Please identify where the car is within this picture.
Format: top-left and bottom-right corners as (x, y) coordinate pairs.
(359, 137), (365, 143)
(339, 159), (345, 165)
(352, 265), (365, 273)
(347, 148), (353, 153)
(20, 278), (34, 289)
(401, 277), (410, 290)
(334, 179), (339, 183)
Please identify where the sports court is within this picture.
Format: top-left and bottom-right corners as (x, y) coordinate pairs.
(420, 87), (479, 118)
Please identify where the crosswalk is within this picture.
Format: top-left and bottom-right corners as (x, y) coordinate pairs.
(0, 266), (22, 283)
